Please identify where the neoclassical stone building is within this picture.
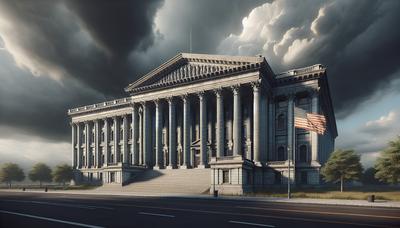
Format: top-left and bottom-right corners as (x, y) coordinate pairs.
(68, 53), (337, 194)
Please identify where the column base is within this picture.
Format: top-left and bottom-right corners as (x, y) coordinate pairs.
(166, 165), (176, 169)
(180, 165), (190, 169)
(196, 164), (208, 169)
(153, 165), (163, 170)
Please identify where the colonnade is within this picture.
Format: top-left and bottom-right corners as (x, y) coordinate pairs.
(71, 82), (264, 170)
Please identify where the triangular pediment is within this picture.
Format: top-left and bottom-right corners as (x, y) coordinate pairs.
(125, 53), (265, 93)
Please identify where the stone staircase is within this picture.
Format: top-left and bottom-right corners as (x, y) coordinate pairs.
(96, 168), (211, 194)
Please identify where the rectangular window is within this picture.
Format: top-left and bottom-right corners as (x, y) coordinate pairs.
(222, 170), (229, 184)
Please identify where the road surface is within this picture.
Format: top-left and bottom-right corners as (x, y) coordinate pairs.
(0, 191), (399, 228)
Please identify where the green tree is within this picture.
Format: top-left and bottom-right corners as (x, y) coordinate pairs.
(28, 163), (52, 187)
(0, 163), (25, 188)
(374, 136), (400, 184)
(361, 167), (381, 185)
(52, 164), (73, 186)
(321, 149), (363, 192)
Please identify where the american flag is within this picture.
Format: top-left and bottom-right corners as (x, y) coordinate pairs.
(294, 106), (326, 135)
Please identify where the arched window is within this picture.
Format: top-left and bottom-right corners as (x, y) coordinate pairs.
(277, 146), (285, 161)
(299, 145), (308, 162)
(277, 114), (285, 130)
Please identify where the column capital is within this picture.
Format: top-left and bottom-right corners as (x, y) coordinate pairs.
(231, 84), (241, 95)
(197, 91), (205, 99)
(251, 81), (261, 92)
(180, 93), (190, 101)
(167, 97), (175, 104)
(140, 101), (147, 107)
(153, 99), (161, 107)
(309, 88), (320, 98)
(213, 87), (223, 97)
(287, 92), (296, 100)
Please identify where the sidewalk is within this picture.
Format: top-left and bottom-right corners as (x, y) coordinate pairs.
(1, 188), (400, 208)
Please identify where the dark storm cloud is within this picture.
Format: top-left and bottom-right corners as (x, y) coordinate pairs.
(317, 0), (400, 118)
(0, 0), (163, 141)
(0, 0), (266, 142)
(65, 0), (163, 57)
(0, 51), (102, 141)
(218, 0), (400, 119)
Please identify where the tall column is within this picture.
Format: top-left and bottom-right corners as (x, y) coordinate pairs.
(76, 123), (82, 168)
(199, 92), (207, 168)
(182, 95), (191, 168)
(71, 123), (76, 168)
(142, 102), (151, 167)
(132, 104), (139, 165)
(94, 120), (100, 168)
(215, 89), (224, 158)
(167, 98), (176, 169)
(287, 94), (295, 162)
(139, 110), (143, 165)
(113, 117), (119, 163)
(154, 100), (163, 169)
(123, 115), (129, 164)
(232, 85), (242, 156)
(85, 122), (90, 168)
(252, 82), (261, 165)
(103, 118), (109, 166)
(311, 90), (319, 161)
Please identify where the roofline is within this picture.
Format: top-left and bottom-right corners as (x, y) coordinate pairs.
(124, 52), (265, 92)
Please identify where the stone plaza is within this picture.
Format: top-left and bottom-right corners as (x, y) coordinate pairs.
(68, 53), (337, 195)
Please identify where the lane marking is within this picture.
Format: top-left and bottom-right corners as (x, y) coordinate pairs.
(237, 206), (400, 220)
(0, 210), (104, 228)
(106, 203), (389, 227)
(229, 220), (275, 227)
(1, 199), (114, 210)
(138, 212), (175, 218)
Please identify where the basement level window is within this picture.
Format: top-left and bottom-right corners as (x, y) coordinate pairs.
(222, 170), (229, 184)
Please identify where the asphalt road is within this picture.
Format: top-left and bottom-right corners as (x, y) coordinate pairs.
(0, 191), (399, 228)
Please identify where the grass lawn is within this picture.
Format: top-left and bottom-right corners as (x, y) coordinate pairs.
(250, 185), (400, 201)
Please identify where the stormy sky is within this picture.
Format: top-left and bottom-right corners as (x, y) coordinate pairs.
(0, 0), (399, 170)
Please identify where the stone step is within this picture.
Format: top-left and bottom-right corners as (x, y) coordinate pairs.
(97, 168), (211, 194)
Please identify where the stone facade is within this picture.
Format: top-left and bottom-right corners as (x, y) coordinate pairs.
(68, 53), (337, 194)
